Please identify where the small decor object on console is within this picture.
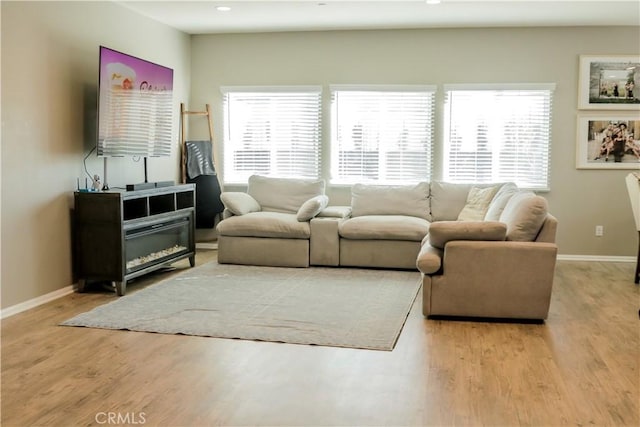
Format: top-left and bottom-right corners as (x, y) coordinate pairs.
(91, 174), (101, 191)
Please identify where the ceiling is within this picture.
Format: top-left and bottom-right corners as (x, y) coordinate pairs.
(118, 0), (640, 35)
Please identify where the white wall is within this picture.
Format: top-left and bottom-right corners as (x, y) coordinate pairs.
(190, 27), (640, 258)
(1, 1), (191, 309)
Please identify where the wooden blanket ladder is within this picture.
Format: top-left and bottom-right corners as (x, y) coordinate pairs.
(180, 103), (217, 184)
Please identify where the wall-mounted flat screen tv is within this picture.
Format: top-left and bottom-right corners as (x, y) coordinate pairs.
(97, 46), (174, 157)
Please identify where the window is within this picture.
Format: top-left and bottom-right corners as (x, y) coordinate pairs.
(443, 84), (555, 191)
(330, 85), (436, 185)
(221, 86), (322, 184)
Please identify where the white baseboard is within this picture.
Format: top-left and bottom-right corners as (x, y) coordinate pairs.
(557, 254), (636, 263)
(1, 285), (74, 319)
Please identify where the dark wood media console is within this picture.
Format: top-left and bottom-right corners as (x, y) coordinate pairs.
(74, 184), (196, 296)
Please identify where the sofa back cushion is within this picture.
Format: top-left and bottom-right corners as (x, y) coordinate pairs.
(350, 182), (430, 220)
(430, 182), (474, 221)
(247, 175), (325, 214)
(499, 191), (549, 241)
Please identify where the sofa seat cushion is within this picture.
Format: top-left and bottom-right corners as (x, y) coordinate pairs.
(217, 212), (310, 239)
(339, 215), (429, 241)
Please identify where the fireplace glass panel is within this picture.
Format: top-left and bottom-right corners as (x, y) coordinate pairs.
(125, 217), (190, 273)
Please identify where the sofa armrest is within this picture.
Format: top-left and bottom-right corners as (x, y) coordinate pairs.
(416, 243), (443, 274)
(428, 221), (507, 249)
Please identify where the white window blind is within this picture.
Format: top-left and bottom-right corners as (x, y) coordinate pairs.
(443, 84), (555, 191)
(221, 86), (322, 184)
(330, 85), (436, 185)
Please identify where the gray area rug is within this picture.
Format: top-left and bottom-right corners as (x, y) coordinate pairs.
(61, 263), (421, 351)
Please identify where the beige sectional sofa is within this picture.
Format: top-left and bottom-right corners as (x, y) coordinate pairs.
(216, 175), (558, 320)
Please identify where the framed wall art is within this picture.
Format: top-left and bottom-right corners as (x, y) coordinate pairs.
(576, 113), (640, 169)
(578, 55), (640, 110)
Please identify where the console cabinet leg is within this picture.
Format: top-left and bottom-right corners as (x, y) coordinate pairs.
(189, 255), (195, 267)
(115, 281), (126, 296)
(77, 279), (86, 293)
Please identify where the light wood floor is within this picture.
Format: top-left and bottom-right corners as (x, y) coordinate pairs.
(1, 252), (638, 427)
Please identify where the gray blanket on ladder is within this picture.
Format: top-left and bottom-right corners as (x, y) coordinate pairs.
(185, 140), (216, 179)
(185, 140), (223, 228)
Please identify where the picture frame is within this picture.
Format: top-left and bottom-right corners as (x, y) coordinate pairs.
(578, 55), (640, 110)
(576, 113), (640, 169)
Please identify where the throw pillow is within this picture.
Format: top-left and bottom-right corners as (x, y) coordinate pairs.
(317, 205), (352, 218)
(499, 192), (548, 241)
(220, 192), (261, 216)
(457, 185), (499, 221)
(296, 195), (329, 221)
(428, 221), (507, 249)
(484, 183), (519, 221)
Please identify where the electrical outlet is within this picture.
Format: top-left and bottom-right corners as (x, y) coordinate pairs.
(595, 225), (604, 237)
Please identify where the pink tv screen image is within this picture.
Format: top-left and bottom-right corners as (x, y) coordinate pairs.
(99, 46), (173, 92)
